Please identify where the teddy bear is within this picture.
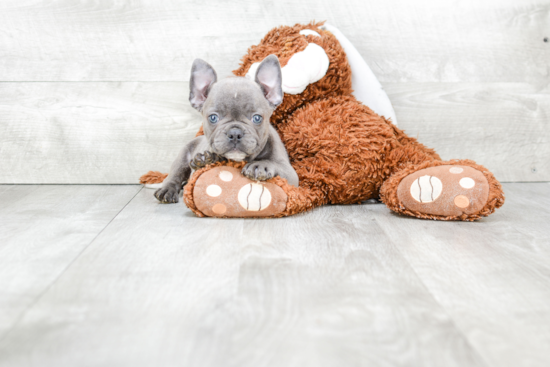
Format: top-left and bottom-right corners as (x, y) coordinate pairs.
(141, 22), (505, 221)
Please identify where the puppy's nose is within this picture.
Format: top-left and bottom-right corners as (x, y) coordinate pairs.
(226, 127), (244, 143)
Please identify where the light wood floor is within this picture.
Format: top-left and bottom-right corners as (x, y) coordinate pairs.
(0, 183), (549, 367)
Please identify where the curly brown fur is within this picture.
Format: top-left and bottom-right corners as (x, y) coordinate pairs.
(139, 171), (168, 185)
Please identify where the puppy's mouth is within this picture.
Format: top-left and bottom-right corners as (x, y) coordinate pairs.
(221, 148), (247, 162)
(210, 126), (259, 162)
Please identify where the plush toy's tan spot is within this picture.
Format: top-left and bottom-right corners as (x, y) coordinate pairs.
(410, 175), (442, 203)
(206, 184), (222, 197)
(219, 170), (233, 182)
(454, 195), (470, 208)
(212, 203), (227, 214)
(460, 177), (475, 189)
(238, 183), (272, 211)
(449, 167), (463, 174)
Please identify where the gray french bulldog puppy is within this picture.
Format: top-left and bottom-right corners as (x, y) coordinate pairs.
(155, 55), (299, 203)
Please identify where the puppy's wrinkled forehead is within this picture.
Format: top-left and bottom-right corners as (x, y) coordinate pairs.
(205, 77), (269, 117)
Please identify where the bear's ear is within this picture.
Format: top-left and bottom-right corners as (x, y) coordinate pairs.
(189, 59), (217, 111)
(254, 55), (283, 108)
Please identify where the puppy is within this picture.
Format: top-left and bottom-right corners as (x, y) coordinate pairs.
(155, 55), (299, 203)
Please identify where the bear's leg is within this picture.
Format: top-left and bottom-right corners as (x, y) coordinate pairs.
(183, 162), (325, 218)
(379, 159), (505, 221)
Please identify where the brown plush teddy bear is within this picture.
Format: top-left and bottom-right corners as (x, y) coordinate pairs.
(141, 22), (505, 221)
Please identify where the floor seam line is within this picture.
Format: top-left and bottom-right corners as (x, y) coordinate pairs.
(0, 186), (143, 345)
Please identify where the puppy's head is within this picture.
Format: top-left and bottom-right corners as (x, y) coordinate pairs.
(189, 55), (283, 161)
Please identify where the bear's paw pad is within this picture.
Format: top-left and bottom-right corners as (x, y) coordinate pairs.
(397, 165), (490, 217)
(193, 167), (287, 218)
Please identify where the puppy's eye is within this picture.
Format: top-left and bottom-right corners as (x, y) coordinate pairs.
(252, 114), (263, 124)
(208, 114), (219, 124)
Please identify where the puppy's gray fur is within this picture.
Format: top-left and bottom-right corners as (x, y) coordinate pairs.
(155, 55), (299, 204)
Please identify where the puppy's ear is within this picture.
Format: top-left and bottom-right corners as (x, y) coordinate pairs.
(255, 55), (283, 108)
(189, 59), (217, 111)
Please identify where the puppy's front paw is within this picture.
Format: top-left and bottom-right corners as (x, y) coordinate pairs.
(154, 187), (179, 203)
(190, 151), (226, 170)
(242, 161), (277, 181)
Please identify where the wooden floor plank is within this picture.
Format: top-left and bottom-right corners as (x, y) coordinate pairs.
(0, 185), (16, 196)
(0, 185), (141, 339)
(1, 82), (548, 184)
(0, 82), (196, 184)
(0, 189), (245, 367)
(0, 0), (547, 83)
(375, 183), (550, 367)
(0, 189), (485, 367)
(386, 83), (550, 182)
(193, 205), (486, 367)
(1, 183), (548, 367)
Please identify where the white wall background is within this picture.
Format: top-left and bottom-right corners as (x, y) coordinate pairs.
(0, 0), (548, 183)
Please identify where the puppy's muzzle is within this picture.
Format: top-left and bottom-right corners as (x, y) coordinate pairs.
(226, 126), (244, 143)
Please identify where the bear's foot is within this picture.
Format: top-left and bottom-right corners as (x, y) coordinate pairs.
(189, 166), (288, 218)
(381, 160), (505, 221)
(397, 164), (490, 218)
